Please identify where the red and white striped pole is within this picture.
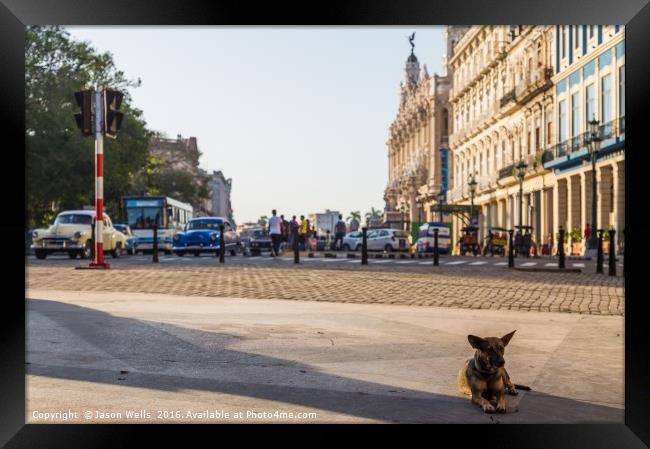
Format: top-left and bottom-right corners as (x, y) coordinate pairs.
(90, 87), (110, 268)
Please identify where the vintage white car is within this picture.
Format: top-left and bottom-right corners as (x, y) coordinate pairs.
(30, 210), (127, 259)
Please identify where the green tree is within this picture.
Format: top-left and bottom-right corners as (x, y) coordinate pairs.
(364, 207), (383, 223)
(347, 211), (361, 223)
(26, 26), (149, 228)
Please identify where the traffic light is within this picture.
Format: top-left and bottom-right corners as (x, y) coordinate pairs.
(103, 88), (124, 139)
(74, 89), (94, 136)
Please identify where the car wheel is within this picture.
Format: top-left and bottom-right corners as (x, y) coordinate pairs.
(164, 250), (172, 255)
(355, 244), (361, 251)
(175, 251), (185, 257)
(111, 242), (122, 258)
(194, 251), (200, 257)
(68, 251), (77, 259)
(384, 244), (393, 252)
(80, 241), (92, 259)
(343, 244), (350, 251)
(230, 249), (237, 256)
(35, 250), (47, 260)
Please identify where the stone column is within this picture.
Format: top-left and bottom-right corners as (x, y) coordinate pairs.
(614, 160), (624, 237)
(599, 165), (613, 229)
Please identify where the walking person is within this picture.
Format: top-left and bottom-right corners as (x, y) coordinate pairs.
(299, 215), (309, 251)
(268, 210), (282, 257)
(583, 223), (592, 257)
(280, 214), (289, 252)
(332, 214), (346, 250)
(289, 215), (299, 250)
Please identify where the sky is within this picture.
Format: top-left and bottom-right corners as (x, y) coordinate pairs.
(66, 27), (445, 224)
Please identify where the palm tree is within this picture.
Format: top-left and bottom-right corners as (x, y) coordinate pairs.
(347, 211), (361, 223)
(364, 207), (383, 223)
(258, 215), (268, 227)
(347, 210), (361, 231)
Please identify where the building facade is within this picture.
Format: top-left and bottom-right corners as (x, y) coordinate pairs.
(149, 134), (201, 172)
(384, 40), (453, 230)
(443, 25), (624, 252)
(544, 25), (625, 251)
(206, 170), (234, 225)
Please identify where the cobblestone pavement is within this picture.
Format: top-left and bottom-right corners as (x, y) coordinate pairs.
(26, 259), (624, 316)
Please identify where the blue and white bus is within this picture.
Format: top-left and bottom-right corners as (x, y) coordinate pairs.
(415, 222), (451, 254)
(122, 196), (193, 253)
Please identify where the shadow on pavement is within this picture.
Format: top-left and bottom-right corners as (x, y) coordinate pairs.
(26, 298), (622, 423)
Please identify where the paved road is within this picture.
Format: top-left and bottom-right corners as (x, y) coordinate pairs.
(26, 289), (624, 424)
(26, 257), (624, 316)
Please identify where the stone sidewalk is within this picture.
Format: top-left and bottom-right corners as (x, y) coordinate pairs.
(26, 289), (624, 424)
(26, 263), (624, 315)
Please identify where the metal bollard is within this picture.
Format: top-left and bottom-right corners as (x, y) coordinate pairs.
(361, 227), (368, 265)
(433, 228), (439, 266)
(596, 229), (604, 274)
(608, 229), (616, 276)
(558, 228), (565, 269)
(90, 223), (96, 262)
(219, 224), (225, 264)
(152, 225), (159, 263)
(508, 229), (514, 268)
(293, 229), (299, 264)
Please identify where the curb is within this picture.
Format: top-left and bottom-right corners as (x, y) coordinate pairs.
(512, 267), (582, 273)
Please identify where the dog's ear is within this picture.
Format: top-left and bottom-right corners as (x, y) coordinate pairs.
(501, 330), (516, 347)
(468, 335), (489, 350)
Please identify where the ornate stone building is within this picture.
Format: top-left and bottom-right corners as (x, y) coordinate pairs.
(384, 39), (453, 229)
(446, 25), (625, 252)
(447, 26), (555, 246)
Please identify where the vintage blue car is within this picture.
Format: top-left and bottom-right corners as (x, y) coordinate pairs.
(113, 224), (138, 255)
(173, 217), (241, 256)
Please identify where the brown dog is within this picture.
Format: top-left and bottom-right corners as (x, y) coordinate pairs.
(457, 330), (530, 413)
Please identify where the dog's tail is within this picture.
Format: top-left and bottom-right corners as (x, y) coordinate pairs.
(514, 384), (531, 391)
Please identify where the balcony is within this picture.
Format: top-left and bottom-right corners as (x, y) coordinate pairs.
(542, 117), (625, 170)
(499, 89), (516, 108)
(514, 67), (553, 103)
(498, 163), (515, 180)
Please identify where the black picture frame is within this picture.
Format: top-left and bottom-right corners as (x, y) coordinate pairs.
(3, 0), (649, 447)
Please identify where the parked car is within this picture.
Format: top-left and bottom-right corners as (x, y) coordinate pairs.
(366, 228), (411, 252)
(30, 210), (127, 259)
(239, 227), (272, 255)
(173, 217), (240, 256)
(113, 224), (137, 255)
(415, 222), (451, 254)
(341, 230), (363, 251)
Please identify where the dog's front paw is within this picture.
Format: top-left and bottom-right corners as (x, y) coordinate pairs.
(482, 403), (496, 413)
(496, 404), (507, 413)
(506, 387), (518, 396)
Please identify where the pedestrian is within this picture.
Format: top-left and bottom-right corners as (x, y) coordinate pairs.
(546, 233), (553, 257)
(584, 223), (592, 242)
(289, 215), (299, 250)
(514, 230), (522, 257)
(332, 214), (347, 251)
(299, 215), (309, 250)
(280, 214), (289, 251)
(268, 209), (282, 257)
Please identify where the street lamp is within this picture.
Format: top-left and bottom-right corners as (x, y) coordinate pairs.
(585, 117), (602, 256)
(437, 190), (446, 222)
(468, 174), (477, 227)
(516, 159), (528, 233)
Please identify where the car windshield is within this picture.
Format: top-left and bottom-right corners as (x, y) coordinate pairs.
(187, 220), (221, 230)
(54, 214), (93, 225)
(251, 230), (269, 238)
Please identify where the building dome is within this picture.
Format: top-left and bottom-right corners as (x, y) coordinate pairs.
(407, 51), (418, 63)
